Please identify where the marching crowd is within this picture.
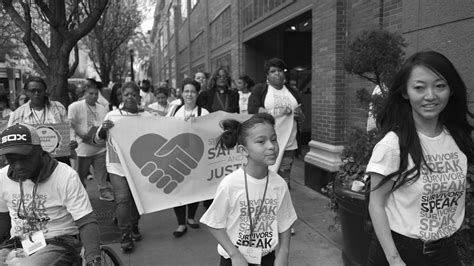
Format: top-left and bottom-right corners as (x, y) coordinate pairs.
(0, 51), (471, 266)
(0, 58), (305, 265)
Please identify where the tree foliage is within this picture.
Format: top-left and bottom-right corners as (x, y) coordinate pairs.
(1, 0), (108, 105)
(344, 30), (407, 88)
(345, 30), (407, 123)
(85, 0), (142, 86)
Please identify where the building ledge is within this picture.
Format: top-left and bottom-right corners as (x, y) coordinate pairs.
(304, 140), (343, 172)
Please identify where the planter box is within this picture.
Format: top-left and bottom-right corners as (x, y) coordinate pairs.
(335, 181), (370, 266)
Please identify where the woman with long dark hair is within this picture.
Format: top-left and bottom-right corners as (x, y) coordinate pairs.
(367, 51), (474, 265)
(197, 67), (239, 114)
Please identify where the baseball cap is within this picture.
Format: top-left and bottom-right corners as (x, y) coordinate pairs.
(0, 124), (42, 156)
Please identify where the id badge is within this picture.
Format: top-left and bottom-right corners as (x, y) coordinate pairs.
(238, 245), (262, 265)
(21, 231), (47, 256)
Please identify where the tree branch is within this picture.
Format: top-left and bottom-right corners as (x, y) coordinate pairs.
(2, 0), (50, 59)
(33, 0), (55, 27)
(69, 0), (108, 43)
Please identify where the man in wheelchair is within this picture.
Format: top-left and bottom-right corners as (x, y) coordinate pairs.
(0, 124), (101, 265)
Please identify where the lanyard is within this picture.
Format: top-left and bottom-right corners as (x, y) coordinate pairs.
(31, 108), (46, 124)
(17, 180), (41, 238)
(86, 102), (98, 121)
(244, 169), (269, 242)
(215, 92), (228, 111)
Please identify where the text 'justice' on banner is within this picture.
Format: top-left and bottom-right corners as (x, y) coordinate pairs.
(109, 111), (253, 214)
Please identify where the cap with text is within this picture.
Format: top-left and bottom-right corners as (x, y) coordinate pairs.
(0, 123), (41, 156)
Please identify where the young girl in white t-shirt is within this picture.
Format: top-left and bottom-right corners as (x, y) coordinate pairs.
(366, 51), (474, 265)
(200, 113), (297, 266)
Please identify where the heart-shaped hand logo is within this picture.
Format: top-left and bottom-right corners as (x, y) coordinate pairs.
(130, 133), (204, 194)
(35, 126), (61, 153)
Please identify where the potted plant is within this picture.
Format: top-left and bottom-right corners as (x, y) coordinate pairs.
(323, 29), (406, 266)
(325, 128), (378, 266)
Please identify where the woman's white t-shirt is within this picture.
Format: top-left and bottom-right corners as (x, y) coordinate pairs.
(97, 109), (152, 176)
(264, 85), (298, 150)
(171, 105), (209, 120)
(366, 130), (467, 241)
(200, 168), (297, 258)
(238, 91), (251, 114)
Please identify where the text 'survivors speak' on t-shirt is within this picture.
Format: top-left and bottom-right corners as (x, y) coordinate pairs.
(366, 130), (467, 241)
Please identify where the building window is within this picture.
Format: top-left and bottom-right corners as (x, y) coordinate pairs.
(191, 33), (204, 61)
(159, 29), (164, 51)
(210, 7), (231, 49)
(168, 6), (175, 36)
(163, 21), (168, 46)
(180, 0), (188, 22)
(211, 52), (231, 74)
(242, 0), (291, 27)
(190, 0), (198, 9)
(179, 47), (188, 68)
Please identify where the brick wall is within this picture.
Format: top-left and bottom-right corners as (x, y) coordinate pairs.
(312, 0), (347, 145)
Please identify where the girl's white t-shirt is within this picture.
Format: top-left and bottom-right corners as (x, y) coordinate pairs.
(200, 168), (297, 258)
(366, 130), (467, 241)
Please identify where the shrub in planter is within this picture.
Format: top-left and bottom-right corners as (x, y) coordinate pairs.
(324, 129), (378, 266)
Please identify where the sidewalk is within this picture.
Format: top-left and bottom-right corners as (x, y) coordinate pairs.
(87, 157), (344, 265)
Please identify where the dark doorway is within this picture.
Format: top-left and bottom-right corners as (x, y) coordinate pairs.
(244, 11), (312, 149)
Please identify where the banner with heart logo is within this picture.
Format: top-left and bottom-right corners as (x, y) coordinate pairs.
(109, 111), (253, 214)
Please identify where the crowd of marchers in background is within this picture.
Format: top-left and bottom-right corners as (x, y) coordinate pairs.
(0, 57), (306, 265)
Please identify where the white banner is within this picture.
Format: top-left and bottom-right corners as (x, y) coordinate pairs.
(109, 111), (251, 214)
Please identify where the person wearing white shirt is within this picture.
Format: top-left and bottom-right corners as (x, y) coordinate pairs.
(68, 84), (112, 201)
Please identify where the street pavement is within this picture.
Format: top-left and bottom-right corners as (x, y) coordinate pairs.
(86, 156), (344, 266)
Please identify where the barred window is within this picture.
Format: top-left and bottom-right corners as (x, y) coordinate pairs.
(242, 0), (292, 27)
(191, 33), (204, 61)
(180, 0), (188, 22)
(210, 7), (231, 49)
(211, 52), (231, 74)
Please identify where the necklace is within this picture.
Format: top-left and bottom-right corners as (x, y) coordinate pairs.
(215, 92), (228, 110)
(31, 107), (45, 124)
(86, 103), (98, 121)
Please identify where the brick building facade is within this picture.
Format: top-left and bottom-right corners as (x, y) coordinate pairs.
(150, 0), (474, 191)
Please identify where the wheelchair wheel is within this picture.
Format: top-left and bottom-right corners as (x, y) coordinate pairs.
(100, 245), (123, 266)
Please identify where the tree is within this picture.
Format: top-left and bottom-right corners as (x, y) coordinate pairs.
(344, 30), (406, 89)
(344, 30), (407, 123)
(1, 0), (109, 105)
(85, 0), (142, 86)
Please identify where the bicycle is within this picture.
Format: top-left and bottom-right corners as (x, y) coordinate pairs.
(96, 244), (123, 266)
(0, 238), (122, 266)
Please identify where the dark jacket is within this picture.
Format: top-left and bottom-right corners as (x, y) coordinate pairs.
(197, 88), (240, 113)
(248, 83), (302, 114)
